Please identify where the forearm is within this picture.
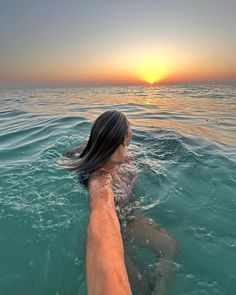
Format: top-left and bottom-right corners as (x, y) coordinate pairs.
(86, 176), (132, 295)
(86, 207), (132, 295)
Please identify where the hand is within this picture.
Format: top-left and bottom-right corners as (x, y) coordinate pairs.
(88, 168), (113, 190)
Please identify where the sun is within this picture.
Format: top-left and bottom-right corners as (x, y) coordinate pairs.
(147, 79), (156, 85)
(135, 55), (167, 85)
(141, 65), (166, 84)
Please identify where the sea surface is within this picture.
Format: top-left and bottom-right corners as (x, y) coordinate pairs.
(0, 84), (236, 295)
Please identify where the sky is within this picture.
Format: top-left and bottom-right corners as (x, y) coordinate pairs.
(0, 0), (236, 86)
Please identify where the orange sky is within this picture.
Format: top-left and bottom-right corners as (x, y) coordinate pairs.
(1, 1), (236, 86)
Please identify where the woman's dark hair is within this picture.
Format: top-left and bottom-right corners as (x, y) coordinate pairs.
(60, 110), (129, 186)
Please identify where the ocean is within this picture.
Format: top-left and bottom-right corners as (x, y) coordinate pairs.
(0, 84), (235, 295)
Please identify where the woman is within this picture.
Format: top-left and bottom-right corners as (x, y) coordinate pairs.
(60, 110), (179, 295)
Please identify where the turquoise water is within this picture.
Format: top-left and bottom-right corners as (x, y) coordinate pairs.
(0, 84), (236, 295)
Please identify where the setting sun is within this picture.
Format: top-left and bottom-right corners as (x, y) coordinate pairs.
(135, 55), (168, 84)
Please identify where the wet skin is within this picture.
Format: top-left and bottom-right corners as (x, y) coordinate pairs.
(94, 123), (180, 294)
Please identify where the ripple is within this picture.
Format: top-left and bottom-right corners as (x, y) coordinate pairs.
(0, 84), (236, 295)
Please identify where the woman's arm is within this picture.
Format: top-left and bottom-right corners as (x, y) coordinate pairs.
(86, 172), (132, 295)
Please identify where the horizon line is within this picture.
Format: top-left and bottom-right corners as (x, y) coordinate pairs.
(0, 79), (235, 89)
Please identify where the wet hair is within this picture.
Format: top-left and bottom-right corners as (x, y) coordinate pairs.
(60, 110), (129, 187)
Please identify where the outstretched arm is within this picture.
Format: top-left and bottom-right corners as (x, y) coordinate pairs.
(86, 172), (132, 295)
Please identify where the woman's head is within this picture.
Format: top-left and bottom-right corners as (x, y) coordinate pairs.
(61, 110), (132, 184)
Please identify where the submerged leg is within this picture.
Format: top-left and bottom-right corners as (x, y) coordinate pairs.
(125, 213), (180, 295)
(124, 248), (152, 294)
